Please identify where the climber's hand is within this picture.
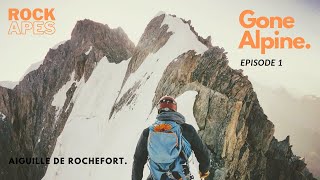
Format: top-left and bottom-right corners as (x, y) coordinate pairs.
(199, 171), (210, 179)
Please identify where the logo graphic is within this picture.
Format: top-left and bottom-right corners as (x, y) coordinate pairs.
(8, 8), (56, 35)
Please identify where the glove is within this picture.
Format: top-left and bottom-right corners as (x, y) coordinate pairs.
(199, 171), (210, 179)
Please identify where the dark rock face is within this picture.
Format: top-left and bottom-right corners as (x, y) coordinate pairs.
(71, 19), (135, 64)
(266, 137), (316, 180)
(0, 19), (134, 180)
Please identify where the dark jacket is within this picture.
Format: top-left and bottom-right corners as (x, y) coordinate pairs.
(132, 112), (210, 180)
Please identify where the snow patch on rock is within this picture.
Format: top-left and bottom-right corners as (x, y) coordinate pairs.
(0, 112), (6, 121)
(85, 46), (92, 55)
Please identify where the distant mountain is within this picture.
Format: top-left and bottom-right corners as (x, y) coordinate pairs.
(254, 83), (320, 178)
(0, 13), (316, 180)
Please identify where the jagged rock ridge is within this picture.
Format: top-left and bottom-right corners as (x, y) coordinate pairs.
(151, 47), (316, 179)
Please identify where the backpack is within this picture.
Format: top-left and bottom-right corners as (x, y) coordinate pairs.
(147, 120), (192, 180)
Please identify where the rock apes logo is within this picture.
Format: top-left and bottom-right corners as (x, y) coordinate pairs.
(8, 8), (56, 35)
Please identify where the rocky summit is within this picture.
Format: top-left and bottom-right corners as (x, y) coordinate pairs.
(0, 13), (316, 180)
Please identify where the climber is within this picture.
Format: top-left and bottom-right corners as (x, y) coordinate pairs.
(132, 96), (211, 180)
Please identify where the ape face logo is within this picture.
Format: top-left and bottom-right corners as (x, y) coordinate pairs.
(8, 8), (56, 35)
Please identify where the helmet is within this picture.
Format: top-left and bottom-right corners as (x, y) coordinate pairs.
(157, 96), (177, 113)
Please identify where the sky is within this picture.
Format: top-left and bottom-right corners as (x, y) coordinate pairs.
(0, 0), (319, 96)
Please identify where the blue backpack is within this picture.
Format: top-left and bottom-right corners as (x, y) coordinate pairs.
(147, 120), (192, 180)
